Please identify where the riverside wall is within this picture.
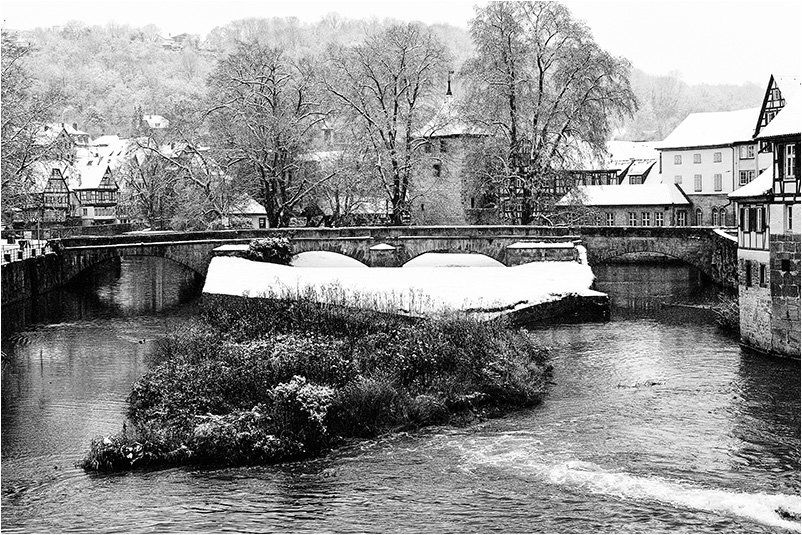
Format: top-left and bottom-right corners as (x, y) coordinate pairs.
(1, 254), (64, 306)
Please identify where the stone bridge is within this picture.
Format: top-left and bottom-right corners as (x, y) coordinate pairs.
(54, 225), (738, 285)
(1, 225), (739, 306)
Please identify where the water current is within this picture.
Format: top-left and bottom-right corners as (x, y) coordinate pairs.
(1, 257), (799, 533)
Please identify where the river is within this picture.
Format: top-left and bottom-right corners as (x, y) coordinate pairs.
(1, 257), (799, 533)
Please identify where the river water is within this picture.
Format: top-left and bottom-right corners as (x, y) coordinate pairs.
(1, 257), (799, 533)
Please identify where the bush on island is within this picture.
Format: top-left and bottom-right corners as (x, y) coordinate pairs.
(79, 293), (551, 472)
(240, 237), (293, 265)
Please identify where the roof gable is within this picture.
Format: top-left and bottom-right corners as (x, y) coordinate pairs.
(754, 74), (801, 138)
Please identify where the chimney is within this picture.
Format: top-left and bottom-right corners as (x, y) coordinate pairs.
(446, 70), (453, 96)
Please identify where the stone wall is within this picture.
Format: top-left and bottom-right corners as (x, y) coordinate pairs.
(769, 233), (801, 357)
(685, 194), (733, 226)
(738, 250), (772, 354)
(1, 254), (64, 306)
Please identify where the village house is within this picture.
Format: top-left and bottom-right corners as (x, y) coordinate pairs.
(41, 168), (79, 224)
(68, 165), (120, 226)
(656, 107), (768, 227)
(555, 183), (691, 227)
(728, 74), (800, 358)
(567, 140), (659, 187)
(225, 196), (269, 229)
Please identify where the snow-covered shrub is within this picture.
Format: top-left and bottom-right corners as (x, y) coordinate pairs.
(268, 376), (335, 449)
(242, 237), (293, 265)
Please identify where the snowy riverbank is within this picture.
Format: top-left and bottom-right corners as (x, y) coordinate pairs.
(202, 252), (606, 317)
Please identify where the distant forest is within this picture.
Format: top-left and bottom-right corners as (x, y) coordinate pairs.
(11, 16), (764, 142)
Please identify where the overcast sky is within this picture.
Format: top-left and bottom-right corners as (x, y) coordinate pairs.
(2, 0), (800, 86)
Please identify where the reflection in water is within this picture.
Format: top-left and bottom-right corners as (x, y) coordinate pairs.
(1, 259), (799, 533)
(1, 257), (202, 339)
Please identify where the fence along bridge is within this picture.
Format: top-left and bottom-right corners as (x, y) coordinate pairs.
(51, 225), (738, 287)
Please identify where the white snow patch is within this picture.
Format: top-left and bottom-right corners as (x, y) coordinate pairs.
(403, 252), (504, 268)
(203, 256), (597, 314)
(290, 251), (368, 268)
(214, 244), (249, 253)
(507, 241), (576, 249)
(369, 243), (396, 251)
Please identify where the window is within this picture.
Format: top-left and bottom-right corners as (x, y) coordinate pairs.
(759, 264), (766, 286)
(693, 153), (701, 164)
(606, 212), (615, 226)
(655, 212), (664, 227)
(82, 208), (88, 216)
(470, 197), (475, 209)
(694, 174), (702, 192)
(628, 212), (637, 226)
(674, 175), (682, 184)
(674, 155), (682, 165)
(714, 152), (722, 163)
(745, 260), (752, 287)
(677, 210), (687, 226)
(719, 208), (727, 226)
(788, 205), (793, 231)
(433, 163), (441, 177)
(440, 139), (447, 153)
(629, 175), (643, 185)
(712, 209), (719, 227)
(714, 173), (722, 191)
(739, 144), (755, 159)
(781, 259), (791, 271)
(740, 170), (755, 185)
(785, 144), (797, 178)
(258, 217), (266, 229)
(695, 208), (703, 226)
(641, 212), (650, 226)
(424, 142), (432, 154)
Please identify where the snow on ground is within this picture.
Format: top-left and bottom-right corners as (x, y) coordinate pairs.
(291, 251), (368, 268)
(403, 252), (504, 268)
(204, 255), (599, 315)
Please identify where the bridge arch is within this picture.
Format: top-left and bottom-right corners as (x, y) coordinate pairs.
(61, 245), (208, 285)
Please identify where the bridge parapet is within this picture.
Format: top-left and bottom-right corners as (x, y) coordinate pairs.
(52, 225), (738, 287)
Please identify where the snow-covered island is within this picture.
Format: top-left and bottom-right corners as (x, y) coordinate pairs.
(203, 250), (608, 323)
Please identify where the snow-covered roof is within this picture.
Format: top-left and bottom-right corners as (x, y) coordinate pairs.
(143, 115), (170, 129)
(757, 98), (801, 139)
(568, 140), (657, 172)
(626, 160), (655, 176)
(607, 140), (659, 163)
(728, 167), (773, 199)
(68, 164), (113, 190)
(229, 197), (267, 215)
(557, 184), (691, 207)
(657, 108), (760, 149)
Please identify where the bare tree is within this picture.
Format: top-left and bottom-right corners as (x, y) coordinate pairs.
(207, 41), (332, 227)
(1, 33), (63, 222)
(117, 147), (182, 229)
(325, 23), (447, 225)
(462, 1), (637, 224)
